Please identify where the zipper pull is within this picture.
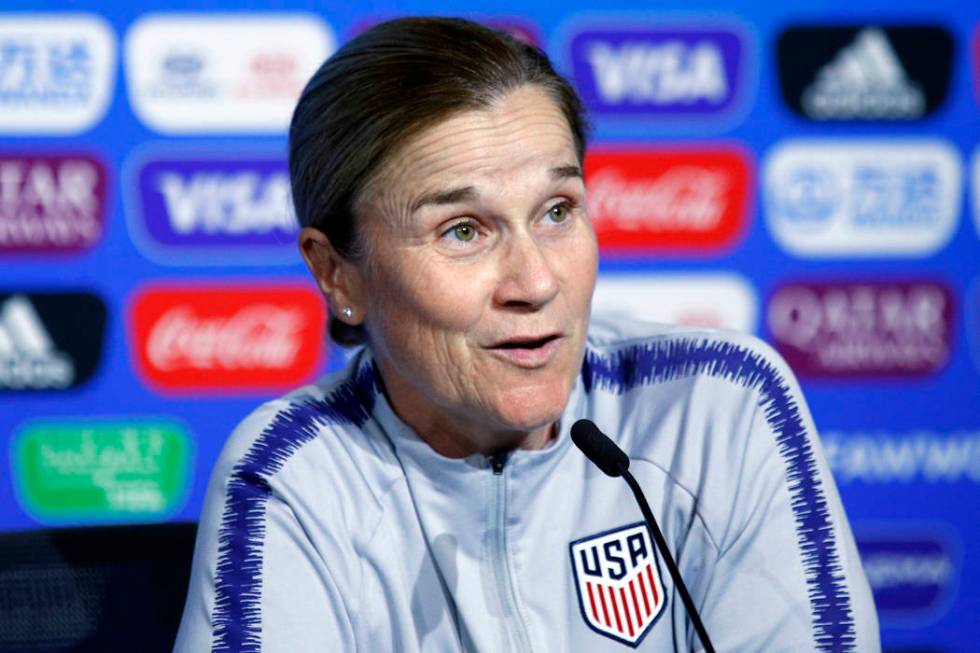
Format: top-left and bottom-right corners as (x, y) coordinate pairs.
(490, 453), (507, 475)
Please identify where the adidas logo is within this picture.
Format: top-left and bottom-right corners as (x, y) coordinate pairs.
(802, 28), (925, 119)
(0, 295), (74, 389)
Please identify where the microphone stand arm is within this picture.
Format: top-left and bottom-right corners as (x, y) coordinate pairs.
(621, 469), (716, 653)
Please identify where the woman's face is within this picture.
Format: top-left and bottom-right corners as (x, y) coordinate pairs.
(350, 85), (598, 455)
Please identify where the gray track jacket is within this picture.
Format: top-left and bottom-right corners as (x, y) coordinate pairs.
(175, 319), (880, 652)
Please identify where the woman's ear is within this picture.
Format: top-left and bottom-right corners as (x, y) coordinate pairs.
(298, 227), (365, 325)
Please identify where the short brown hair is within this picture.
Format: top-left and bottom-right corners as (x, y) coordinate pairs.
(289, 16), (589, 346)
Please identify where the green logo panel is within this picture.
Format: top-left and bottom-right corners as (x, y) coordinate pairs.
(12, 418), (192, 523)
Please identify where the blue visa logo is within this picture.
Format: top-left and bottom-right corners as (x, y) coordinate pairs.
(126, 152), (299, 264)
(857, 531), (956, 621)
(565, 24), (749, 121)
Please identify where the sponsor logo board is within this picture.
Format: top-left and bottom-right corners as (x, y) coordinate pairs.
(566, 24), (749, 121)
(570, 522), (666, 646)
(767, 280), (953, 378)
(824, 430), (980, 484)
(129, 283), (325, 393)
(763, 140), (961, 258)
(777, 25), (953, 121)
(855, 527), (957, 623)
(125, 14), (333, 133)
(585, 147), (751, 253)
(0, 153), (108, 253)
(12, 417), (192, 523)
(125, 150), (297, 264)
(592, 273), (757, 333)
(0, 291), (107, 391)
(0, 14), (115, 134)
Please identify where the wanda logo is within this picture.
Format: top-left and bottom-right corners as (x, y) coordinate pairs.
(585, 148), (751, 252)
(130, 284), (326, 393)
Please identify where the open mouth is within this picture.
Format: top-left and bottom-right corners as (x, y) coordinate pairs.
(492, 334), (560, 350)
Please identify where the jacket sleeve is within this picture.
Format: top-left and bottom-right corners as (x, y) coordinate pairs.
(173, 410), (357, 652)
(695, 349), (880, 652)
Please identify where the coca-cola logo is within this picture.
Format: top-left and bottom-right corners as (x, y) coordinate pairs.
(767, 280), (954, 378)
(584, 148), (751, 253)
(129, 284), (326, 393)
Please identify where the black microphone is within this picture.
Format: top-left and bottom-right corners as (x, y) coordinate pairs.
(570, 418), (629, 477)
(571, 419), (716, 653)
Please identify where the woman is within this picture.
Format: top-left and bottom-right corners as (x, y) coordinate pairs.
(176, 17), (879, 652)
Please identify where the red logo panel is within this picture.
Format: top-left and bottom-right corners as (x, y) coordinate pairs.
(585, 147), (751, 253)
(130, 283), (326, 393)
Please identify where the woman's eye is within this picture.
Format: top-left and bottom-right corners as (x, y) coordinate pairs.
(547, 203), (570, 223)
(449, 223), (477, 242)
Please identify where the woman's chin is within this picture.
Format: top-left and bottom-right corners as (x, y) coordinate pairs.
(486, 381), (571, 435)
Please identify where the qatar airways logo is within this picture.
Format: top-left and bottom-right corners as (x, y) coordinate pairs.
(567, 25), (748, 119)
(767, 280), (953, 378)
(126, 153), (298, 264)
(585, 147), (750, 253)
(129, 284), (325, 393)
(0, 154), (108, 253)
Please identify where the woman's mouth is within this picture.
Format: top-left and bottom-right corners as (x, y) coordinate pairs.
(488, 334), (562, 368)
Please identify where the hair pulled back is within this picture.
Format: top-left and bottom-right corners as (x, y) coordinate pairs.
(289, 16), (588, 346)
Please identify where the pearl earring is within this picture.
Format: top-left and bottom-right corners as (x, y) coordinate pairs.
(342, 307), (353, 319)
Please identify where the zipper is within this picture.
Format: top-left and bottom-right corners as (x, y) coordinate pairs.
(488, 453), (534, 652)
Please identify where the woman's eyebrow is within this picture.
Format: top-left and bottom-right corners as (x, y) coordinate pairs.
(551, 164), (582, 180)
(410, 186), (477, 214)
(410, 165), (582, 214)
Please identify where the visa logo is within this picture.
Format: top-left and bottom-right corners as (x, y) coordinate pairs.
(156, 170), (294, 235)
(585, 41), (727, 104)
(567, 26), (747, 119)
(127, 153), (300, 265)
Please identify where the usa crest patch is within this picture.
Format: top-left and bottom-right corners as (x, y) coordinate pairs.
(569, 522), (667, 647)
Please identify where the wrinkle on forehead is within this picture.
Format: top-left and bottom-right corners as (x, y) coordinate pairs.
(355, 86), (579, 233)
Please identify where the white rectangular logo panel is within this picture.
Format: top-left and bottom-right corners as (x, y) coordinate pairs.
(592, 273), (757, 333)
(0, 14), (115, 134)
(763, 139), (961, 257)
(125, 14), (334, 133)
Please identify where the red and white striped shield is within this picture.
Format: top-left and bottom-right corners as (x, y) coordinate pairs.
(570, 522), (666, 647)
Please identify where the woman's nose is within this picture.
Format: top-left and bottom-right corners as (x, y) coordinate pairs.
(492, 231), (560, 310)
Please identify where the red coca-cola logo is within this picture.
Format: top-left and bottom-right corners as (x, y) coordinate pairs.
(584, 147), (751, 253)
(130, 283), (326, 393)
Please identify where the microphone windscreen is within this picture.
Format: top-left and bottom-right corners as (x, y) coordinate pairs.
(571, 419), (630, 477)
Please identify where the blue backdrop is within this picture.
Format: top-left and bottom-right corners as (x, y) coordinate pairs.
(2, 1), (978, 650)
